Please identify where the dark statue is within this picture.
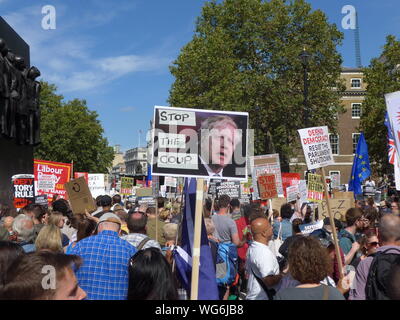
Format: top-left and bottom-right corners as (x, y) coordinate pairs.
(0, 38), (41, 145)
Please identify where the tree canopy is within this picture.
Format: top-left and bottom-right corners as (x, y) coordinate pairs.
(169, 0), (345, 167)
(360, 35), (400, 176)
(34, 81), (114, 173)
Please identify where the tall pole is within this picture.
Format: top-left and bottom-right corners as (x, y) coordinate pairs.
(303, 64), (309, 128)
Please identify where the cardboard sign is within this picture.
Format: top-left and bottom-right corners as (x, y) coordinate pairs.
(286, 185), (299, 203)
(251, 154), (283, 198)
(136, 187), (153, 198)
(271, 198), (287, 212)
(298, 126), (334, 170)
(152, 106), (249, 180)
(332, 191), (354, 200)
(34, 159), (72, 202)
(307, 174), (324, 202)
(88, 174), (106, 198)
(258, 174), (278, 200)
(12, 174), (35, 209)
(64, 177), (96, 214)
(216, 181), (241, 199)
(121, 177), (134, 195)
(318, 199), (352, 221)
(299, 220), (324, 235)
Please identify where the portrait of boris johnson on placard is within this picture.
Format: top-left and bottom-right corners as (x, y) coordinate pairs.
(151, 106), (249, 181)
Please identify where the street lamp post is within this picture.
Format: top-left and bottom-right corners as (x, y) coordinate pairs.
(299, 48), (311, 128)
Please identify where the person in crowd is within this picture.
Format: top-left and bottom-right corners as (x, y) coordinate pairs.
(338, 208), (367, 265)
(379, 200), (392, 216)
(35, 225), (63, 253)
(12, 214), (35, 253)
(205, 217), (219, 266)
(230, 198), (242, 221)
(363, 207), (379, 234)
(146, 206), (166, 246)
(0, 241), (25, 283)
(349, 215), (400, 300)
(69, 212), (136, 300)
(0, 226), (8, 241)
(65, 213), (97, 254)
(170, 202), (182, 224)
(2, 216), (15, 240)
(203, 197), (213, 219)
(31, 204), (49, 241)
(0, 204), (17, 219)
(122, 212), (161, 251)
(93, 195), (113, 219)
(390, 198), (400, 216)
(350, 230), (379, 269)
(111, 194), (124, 210)
(273, 204), (293, 241)
(125, 201), (134, 212)
(48, 211), (70, 248)
(162, 223), (178, 248)
(275, 237), (345, 300)
(246, 217), (284, 300)
(278, 218), (304, 262)
(127, 247), (179, 300)
(159, 207), (172, 223)
(310, 217), (345, 284)
(211, 195), (246, 247)
(91, 195), (104, 216)
(52, 199), (76, 241)
(114, 208), (129, 235)
(0, 252), (86, 300)
(302, 204), (313, 224)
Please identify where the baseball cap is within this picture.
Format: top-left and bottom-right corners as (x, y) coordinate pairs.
(98, 212), (122, 226)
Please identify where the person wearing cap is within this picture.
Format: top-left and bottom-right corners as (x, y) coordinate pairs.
(69, 212), (137, 300)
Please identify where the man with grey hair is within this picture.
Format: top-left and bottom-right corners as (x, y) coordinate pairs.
(198, 115), (244, 178)
(12, 214), (35, 252)
(350, 214), (400, 300)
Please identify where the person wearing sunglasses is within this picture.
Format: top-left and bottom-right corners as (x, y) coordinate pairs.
(350, 230), (379, 269)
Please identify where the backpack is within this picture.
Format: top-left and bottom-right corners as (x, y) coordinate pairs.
(211, 241), (238, 287)
(365, 248), (400, 300)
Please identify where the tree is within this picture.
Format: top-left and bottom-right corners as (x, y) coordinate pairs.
(360, 35), (400, 177)
(34, 82), (114, 173)
(169, 0), (345, 168)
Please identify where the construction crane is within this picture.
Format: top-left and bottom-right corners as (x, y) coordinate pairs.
(354, 10), (362, 68)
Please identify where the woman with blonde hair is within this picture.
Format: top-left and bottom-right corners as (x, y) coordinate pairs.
(48, 211), (70, 248)
(35, 225), (63, 253)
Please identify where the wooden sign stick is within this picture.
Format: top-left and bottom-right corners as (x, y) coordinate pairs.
(190, 178), (204, 300)
(321, 167), (344, 277)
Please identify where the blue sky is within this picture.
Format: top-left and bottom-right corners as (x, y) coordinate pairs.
(1, 0), (399, 152)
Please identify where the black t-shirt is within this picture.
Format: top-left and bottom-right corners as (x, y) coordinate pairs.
(279, 234), (303, 259)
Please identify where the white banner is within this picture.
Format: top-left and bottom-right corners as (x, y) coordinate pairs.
(298, 126), (334, 170)
(88, 174), (105, 198)
(165, 176), (177, 188)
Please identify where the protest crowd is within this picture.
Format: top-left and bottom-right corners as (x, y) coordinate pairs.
(0, 181), (400, 301)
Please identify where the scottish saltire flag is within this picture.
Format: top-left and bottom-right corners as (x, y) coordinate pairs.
(348, 133), (371, 195)
(173, 178), (219, 300)
(384, 111), (396, 164)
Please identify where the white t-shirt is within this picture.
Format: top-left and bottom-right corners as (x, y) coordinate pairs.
(245, 241), (280, 300)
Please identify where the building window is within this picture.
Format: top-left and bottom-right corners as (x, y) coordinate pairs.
(351, 78), (361, 88)
(329, 134), (339, 155)
(352, 133), (360, 154)
(352, 103), (362, 118)
(329, 171), (340, 189)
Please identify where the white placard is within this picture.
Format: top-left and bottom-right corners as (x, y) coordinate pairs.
(165, 176), (177, 188)
(298, 126), (334, 170)
(298, 180), (308, 205)
(158, 109), (196, 126)
(299, 220), (324, 235)
(88, 174), (105, 198)
(286, 185), (298, 203)
(158, 152), (198, 169)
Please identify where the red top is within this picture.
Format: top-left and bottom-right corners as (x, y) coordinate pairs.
(235, 216), (250, 261)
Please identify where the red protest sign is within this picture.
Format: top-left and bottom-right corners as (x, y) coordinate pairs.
(12, 174), (35, 209)
(74, 172), (89, 184)
(34, 159), (72, 203)
(281, 173), (301, 197)
(257, 174), (278, 200)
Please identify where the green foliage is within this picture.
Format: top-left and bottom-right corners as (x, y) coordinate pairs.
(169, 0), (345, 166)
(360, 35), (400, 176)
(34, 81), (114, 173)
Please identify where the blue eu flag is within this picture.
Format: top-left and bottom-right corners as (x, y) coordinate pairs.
(348, 133), (371, 195)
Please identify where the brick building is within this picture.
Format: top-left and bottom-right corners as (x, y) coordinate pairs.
(289, 67), (367, 187)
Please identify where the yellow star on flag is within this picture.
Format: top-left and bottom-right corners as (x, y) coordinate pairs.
(361, 161), (366, 165)
(358, 173), (362, 178)
(359, 155), (363, 159)
(352, 176), (355, 179)
(362, 168), (367, 172)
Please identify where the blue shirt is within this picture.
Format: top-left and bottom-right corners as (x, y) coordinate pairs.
(70, 230), (137, 300)
(273, 219), (292, 241)
(338, 229), (356, 255)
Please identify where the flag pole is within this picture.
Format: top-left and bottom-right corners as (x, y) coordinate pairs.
(321, 167), (344, 277)
(71, 160), (74, 179)
(190, 178), (204, 300)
